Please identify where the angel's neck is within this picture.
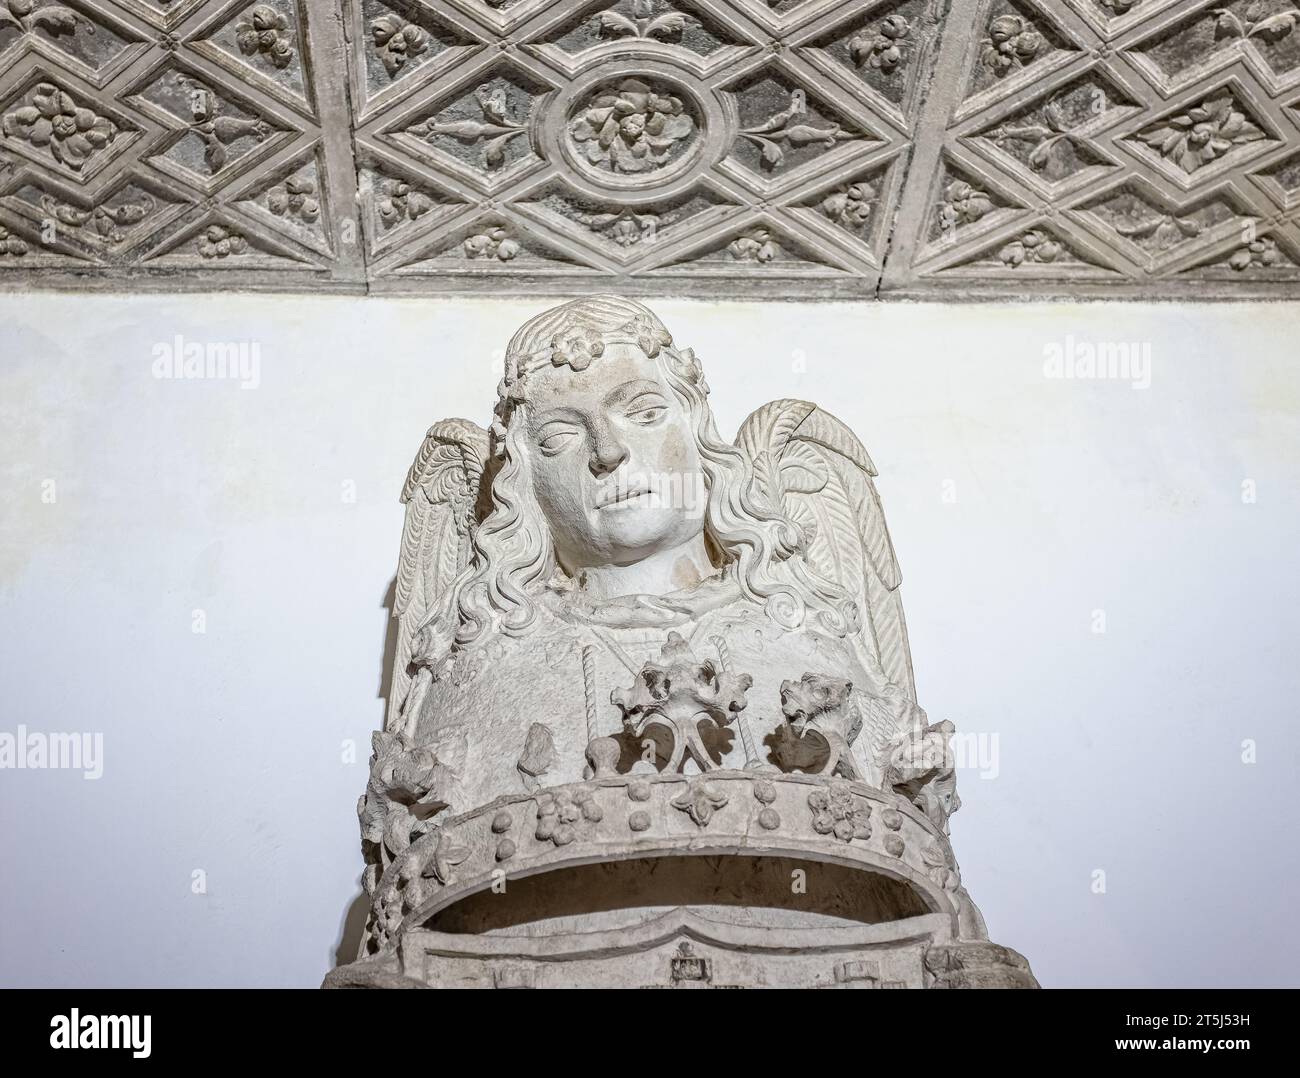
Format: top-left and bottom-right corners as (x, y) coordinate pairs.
(561, 533), (715, 602)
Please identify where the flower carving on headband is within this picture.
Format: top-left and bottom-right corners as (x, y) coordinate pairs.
(673, 345), (709, 395)
(549, 325), (605, 372)
(624, 314), (672, 359)
(547, 315), (672, 371)
(490, 312), (705, 453)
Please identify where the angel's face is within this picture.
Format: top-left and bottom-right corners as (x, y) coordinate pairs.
(521, 342), (705, 573)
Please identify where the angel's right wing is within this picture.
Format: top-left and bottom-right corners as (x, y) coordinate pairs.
(387, 419), (491, 729)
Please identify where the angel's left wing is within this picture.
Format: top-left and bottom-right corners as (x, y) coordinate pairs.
(737, 399), (915, 703)
(388, 419), (491, 730)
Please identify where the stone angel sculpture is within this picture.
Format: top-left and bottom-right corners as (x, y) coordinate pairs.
(368, 296), (948, 842)
(335, 295), (1039, 989)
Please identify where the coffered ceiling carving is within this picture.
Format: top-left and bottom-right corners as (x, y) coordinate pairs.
(1, 0), (1298, 297)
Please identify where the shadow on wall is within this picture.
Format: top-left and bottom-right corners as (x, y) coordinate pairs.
(329, 574), (403, 979)
(333, 891), (371, 974)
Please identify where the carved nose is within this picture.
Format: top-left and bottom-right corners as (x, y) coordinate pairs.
(589, 436), (629, 477)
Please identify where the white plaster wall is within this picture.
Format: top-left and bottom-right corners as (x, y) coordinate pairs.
(0, 294), (1296, 988)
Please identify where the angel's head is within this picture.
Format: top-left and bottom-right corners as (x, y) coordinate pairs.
(438, 295), (855, 652)
(492, 296), (713, 573)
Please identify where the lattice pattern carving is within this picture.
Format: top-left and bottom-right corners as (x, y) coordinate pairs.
(892, 0), (1300, 295)
(1, 0), (1297, 295)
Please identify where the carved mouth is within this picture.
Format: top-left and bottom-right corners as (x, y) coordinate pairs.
(596, 485), (651, 510)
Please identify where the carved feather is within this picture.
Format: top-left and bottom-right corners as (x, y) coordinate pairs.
(388, 419), (490, 728)
(736, 399), (915, 704)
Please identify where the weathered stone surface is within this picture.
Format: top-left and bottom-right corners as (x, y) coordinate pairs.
(328, 295), (1037, 988)
(887, 0), (1300, 297)
(1, 1), (1296, 297)
(0, 0), (363, 290)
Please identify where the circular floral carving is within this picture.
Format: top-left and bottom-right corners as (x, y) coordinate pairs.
(266, 176), (319, 223)
(0, 225), (28, 258)
(197, 225), (247, 260)
(628, 779), (653, 802)
(236, 5), (295, 69)
(546, 822), (575, 845)
(981, 15), (1044, 75)
(1134, 94), (1267, 176)
(998, 229), (1060, 268)
(2, 82), (118, 171)
(371, 14), (429, 76)
(568, 78), (697, 175)
(491, 811), (513, 834)
(758, 807), (781, 831)
(1230, 236), (1281, 272)
(628, 810), (651, 832)
(883, 834), (905, 858)
(495, 838), (516, 861)
(850, 14), (912, 72)
(536, 789), (588, 847)
(821, 183), (874, 230)
(808, 784), (871, 844)
(881, 808), (903, 831)
(939, 181), (993, 231)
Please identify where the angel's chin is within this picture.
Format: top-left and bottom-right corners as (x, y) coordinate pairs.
(595, 507), (690, 551)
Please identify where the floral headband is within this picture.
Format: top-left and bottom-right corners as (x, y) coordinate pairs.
(491, 314), (708, 450)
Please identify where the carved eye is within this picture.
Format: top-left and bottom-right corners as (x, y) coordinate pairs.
(538, 429), (577, 455)
(626, 401), (667, 426)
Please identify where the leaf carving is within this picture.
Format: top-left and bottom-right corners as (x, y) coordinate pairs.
(1252, 12), (1298, 39)
(203, 138), (227, 173)
(1028, 138), (1054, 171)
(31, 6), (87, 36)
(647, 12), (687, 36)
(1215, 9), (1246, 37)
(598, 11), (639, 35)
(429, 119), (495, 141)
(484, 132), (513, 168)
(755, 135), (783, 166)
(1115, 217), (1159, 239)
